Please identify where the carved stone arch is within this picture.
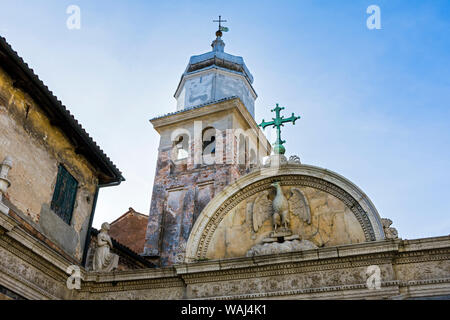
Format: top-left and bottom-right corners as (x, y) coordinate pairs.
(185, 164), (385, 262)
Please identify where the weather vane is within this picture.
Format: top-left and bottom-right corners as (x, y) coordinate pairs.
(259, 104), (301, 155)
(213, 15), (229, 36)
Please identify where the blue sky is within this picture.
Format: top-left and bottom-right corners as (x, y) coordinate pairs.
(1, 1), (449, 239)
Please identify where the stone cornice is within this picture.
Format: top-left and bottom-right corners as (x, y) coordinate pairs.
(0, 211), (80, 277)
(80, 237), (450, 292)
(1, 212), (449, 299)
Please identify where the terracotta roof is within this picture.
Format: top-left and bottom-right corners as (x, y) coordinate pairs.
(0, 36), (124, 185)
(110, 207), (148, 226)
(108, 207), (149, 254)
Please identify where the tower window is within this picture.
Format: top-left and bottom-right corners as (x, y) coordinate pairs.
(250, 149), (257, 167)
(51, 165), (78, 225)
(173, 134), (189, 160)
(202, 127), (216, 164)
(238, 134), (246, 168)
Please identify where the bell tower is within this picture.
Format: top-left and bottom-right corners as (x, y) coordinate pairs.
(174, 18), (257, 117)
(143, 20), (271, 266)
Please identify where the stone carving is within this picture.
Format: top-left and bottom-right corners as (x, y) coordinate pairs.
(191, 171), (379, 261)
(249, 182), (313, 254)
(382, 218), (399, 240)
(288, 155), (301, 164)
(93, 222), (119, 272)
(289, 187), (311, 225)
(252, 182), (311, 235)
(246, 239), (317, 257)
(0, 156), (12, 214)
(175, 242), (186, 265)
(263, 154), (302, 167)
(272, 182), (289, 232)
(263, 154), (288, 167)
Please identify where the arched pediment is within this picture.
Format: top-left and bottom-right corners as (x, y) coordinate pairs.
(185, 164), (385, 262)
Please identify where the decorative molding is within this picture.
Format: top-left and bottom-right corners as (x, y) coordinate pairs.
(81, 277), (184, 293)
(180, 254), (396, 285)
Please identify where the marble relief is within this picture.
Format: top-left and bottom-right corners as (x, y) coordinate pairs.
(206, 185), (366, 260)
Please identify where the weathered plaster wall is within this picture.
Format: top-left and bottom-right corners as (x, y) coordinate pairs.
(144, 101), (269, 266)
(176, 70), (255, 117)
(0, 66), (98, 261)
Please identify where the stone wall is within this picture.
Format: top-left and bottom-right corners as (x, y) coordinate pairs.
(78, 236), (450, 300)
(144, 99), (270, 266)
(1, 209), (449, 300)
(0, 66), (98, 261)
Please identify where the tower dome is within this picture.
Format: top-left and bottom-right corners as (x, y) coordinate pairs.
(174, 27), (257, 117)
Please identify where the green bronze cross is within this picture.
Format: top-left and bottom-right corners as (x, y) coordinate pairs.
(259, 104), (301, 155)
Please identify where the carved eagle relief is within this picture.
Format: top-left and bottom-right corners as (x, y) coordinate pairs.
(289, 188), (311, 225)
(250, 186), (311, 233)
(252, 190), (272, 233)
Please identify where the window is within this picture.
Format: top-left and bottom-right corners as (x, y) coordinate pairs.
(51, 165), (78, 224)
(238, 134), (246, 168)
(174, 135), (189, 160)
(250, 149), (257, 167)
(202, 127), (216, 164)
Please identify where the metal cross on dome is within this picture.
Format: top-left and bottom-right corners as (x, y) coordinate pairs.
(259, 104), (301, 155)
(213, 15), (229, 34)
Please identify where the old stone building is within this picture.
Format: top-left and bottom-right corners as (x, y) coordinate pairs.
(0, 34), (126, 298)
(0, 26), (449, 300)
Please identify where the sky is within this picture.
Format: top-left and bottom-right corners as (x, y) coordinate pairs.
(0, 0), (449, 240)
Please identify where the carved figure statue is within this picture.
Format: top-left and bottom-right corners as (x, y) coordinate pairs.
(93, 222), (119, 272)
(0, 156), (13, 214)
(382, 218), (399, 240)
(272, 182), (289, 231)
(252, 182), (311, 233)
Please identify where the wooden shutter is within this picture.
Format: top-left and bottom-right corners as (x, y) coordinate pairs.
(51, 165), (78, 224)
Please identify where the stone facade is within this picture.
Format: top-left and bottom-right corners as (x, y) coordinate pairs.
(0, 69), (98, 260)
(0, 36), (123, 266)
(2, 208), (449, 300)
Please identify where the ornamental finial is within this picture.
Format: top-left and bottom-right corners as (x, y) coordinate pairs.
(211, 15), (229, 52)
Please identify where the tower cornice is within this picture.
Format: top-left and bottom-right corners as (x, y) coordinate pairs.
(149, 97), (271, 154)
